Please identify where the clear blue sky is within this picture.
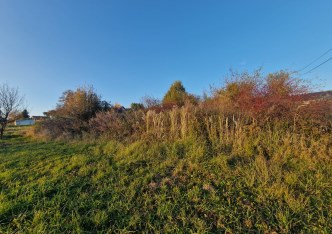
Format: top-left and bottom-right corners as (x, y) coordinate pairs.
(0, 1), (331, 115)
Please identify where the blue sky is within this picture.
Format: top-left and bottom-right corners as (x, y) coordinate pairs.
(0, 1), (331, 115)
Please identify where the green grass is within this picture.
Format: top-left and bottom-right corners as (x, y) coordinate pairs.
(0, 126), (331, 233)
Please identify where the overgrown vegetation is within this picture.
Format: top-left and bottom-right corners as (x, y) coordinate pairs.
(36, 70), (331, 141)
(1, 70), (331, 232)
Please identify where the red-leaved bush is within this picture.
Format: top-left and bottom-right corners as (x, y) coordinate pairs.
(209, 70), (319, 123)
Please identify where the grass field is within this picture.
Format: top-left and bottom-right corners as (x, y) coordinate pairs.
(0, 126), (331, 233)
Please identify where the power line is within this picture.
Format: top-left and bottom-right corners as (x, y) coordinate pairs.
(301, 57), (332, 75)
(297, 48), (332, 72)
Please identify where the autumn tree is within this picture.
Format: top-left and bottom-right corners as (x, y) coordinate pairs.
(40, 86), (110, 138)
(163, 81), (198, 107)
(52, 86), (109, 121)
(213, 70), (262, 115)
(262, 71), (309, 119)
(0, 83), (24, 139)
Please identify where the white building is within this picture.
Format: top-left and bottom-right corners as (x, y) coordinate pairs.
(15, 119), (35, 126)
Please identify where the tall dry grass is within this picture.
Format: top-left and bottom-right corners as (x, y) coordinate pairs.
(144, 105), (331, 162)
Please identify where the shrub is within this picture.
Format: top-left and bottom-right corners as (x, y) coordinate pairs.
(89, 109), (145, 141)
(210, 70), (315, 123)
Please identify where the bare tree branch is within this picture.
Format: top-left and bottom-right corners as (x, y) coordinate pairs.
(0, 83), (24, 139)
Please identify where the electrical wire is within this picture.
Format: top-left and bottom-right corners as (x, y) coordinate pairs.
(297, 48), (332, 72)
(301, 57), (332, 75)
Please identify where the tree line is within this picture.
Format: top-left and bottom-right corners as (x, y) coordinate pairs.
(1, 70), (331, 140)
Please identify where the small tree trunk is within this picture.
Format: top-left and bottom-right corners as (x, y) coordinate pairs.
(0, 127), (4, 139)
(0, 122), (6, 139)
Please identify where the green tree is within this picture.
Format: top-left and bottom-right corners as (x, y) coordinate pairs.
(163, 81), (197, 107)
(22, 109), (30, 119)
(130, 103), (144, 111)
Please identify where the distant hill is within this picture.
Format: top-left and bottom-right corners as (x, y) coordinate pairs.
(305, 90), (332, 100)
